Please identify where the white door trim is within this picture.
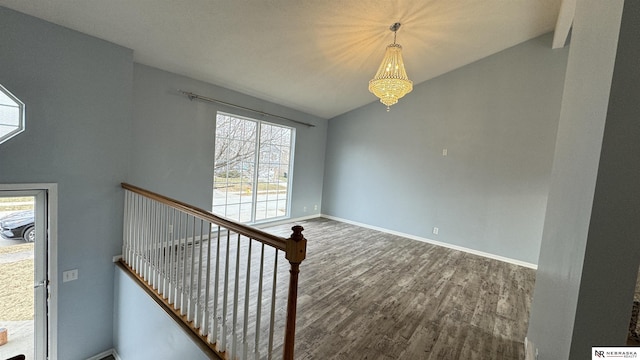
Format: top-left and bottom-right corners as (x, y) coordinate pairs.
(0, 183), (58, 360)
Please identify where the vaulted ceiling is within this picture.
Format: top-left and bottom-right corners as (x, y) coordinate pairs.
(0, 0), (571, 119)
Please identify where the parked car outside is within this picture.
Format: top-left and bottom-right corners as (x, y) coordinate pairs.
(0, 210), (35, 242)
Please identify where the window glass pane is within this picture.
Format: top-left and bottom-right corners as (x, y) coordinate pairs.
(238, 203), (252, 223)
(0, 105), (20, 126)
(0, 84), (25, 145)
(0, 91), (16, 106)
(225, 204), (240, 220)
(254, 201), (268, 222)
(213, 112), (293, 223)
(212, 205), (226, 216)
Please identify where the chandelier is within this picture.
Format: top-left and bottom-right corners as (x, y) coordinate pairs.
(368, 22), (413, 111)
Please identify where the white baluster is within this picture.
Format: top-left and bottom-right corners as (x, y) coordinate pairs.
(187, 216), (196, 322)
(232, 233), (241, 360)
(159, 205), (167, 297)
(122, 191), (130, 265)
(175, 212), (184, 310)
(268, 249), (278, 360)
(211, 226), (221, 344)
(154, 202), (161, 291)
(194, 218), (204, 328)
(150, 201), (157, 289)
(221, 230), (231, 352)
(254, 243), (265, 360)
(203, 222), (212, 338)
(181, 213), (189, 315)
(135, 195), (143, 276)
(167, 208), (175, 305)
(242, 239), (252, 360)
(142, 198), (149, 282)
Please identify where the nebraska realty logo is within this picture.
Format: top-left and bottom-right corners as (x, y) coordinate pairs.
(593, 347), (639, 359)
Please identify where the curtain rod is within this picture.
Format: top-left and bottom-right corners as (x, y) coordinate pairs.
(178, 90), (316, 128)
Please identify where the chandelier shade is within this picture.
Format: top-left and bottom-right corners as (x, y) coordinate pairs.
(369, 23), (413, 110)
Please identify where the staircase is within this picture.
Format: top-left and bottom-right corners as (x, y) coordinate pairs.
(119, 183), (307, 360)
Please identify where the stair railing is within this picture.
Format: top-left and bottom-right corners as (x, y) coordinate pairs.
(120, 183), (306, 360)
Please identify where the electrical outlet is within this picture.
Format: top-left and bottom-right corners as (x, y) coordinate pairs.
(314, 204), (318, 211)
(303, 206), (307, 212)
(442, 148), (448, 156)
(63, 269), (78, 283)
(433, 227), (439, 235)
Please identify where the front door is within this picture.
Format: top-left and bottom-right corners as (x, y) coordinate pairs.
(0, 189), (49, 360)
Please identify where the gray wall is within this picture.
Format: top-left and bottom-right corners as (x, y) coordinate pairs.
(323, 33), (569, 264)
(0, 7), (132, 360)
(113, 267), (210, 360)
(130, 64), (327, 218)
(0, 9), (327, 357)
(528, 1), (640, 359)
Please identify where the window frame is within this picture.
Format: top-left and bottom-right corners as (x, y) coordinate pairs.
(0, 83), (26, 145)
(213, 111), (295, 224)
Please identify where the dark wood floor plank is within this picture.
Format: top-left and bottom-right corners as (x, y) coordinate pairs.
(268, 218), (534, 359)
(174, 218), (535, 359)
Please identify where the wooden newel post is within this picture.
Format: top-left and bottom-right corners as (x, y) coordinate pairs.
(283, 225), (307, 360)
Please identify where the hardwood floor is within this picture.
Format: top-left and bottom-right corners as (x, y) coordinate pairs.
(263, 218), (536, 360)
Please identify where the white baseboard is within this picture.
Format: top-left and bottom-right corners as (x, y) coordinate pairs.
(116, 212), (535, 269)
(321, 214), (538, 269)
(86, 348), (121, 360)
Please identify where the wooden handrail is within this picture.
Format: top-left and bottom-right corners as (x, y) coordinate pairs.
(121, 183), (307, 359)
(121, 182), (287, 251)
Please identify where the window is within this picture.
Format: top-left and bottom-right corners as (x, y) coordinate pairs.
(0, 84), (25, 145)
(213, 112), (294, 223)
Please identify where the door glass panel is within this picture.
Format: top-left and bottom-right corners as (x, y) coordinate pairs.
(0, 195), (36, 359)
